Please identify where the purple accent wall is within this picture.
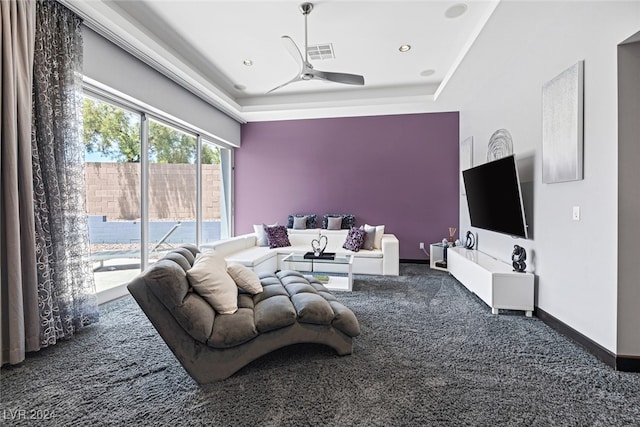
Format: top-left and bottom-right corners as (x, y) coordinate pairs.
(235, 112), (459, 260)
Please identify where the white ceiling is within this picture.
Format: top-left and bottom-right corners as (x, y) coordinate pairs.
(63, 0), (499, 122)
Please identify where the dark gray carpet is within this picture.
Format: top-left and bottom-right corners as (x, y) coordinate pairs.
(2, 264), (639, 426)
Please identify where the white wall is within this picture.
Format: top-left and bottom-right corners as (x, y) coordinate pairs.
(437, 1), (640, 354)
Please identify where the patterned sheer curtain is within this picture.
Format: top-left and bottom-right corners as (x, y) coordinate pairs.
(1, 0), (98, 366)
(31, 0), (98, 347)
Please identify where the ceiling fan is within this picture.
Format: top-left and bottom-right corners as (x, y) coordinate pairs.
(266, 2), (365, 94)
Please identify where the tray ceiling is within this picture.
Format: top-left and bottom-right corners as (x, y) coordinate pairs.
(62, 1), (499, 122)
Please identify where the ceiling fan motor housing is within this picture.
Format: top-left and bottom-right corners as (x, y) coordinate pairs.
(299, 2), (314, 15)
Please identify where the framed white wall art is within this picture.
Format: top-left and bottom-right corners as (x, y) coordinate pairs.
(542, 60), (584, 184)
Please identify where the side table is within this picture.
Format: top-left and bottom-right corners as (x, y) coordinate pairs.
(429, 243), (451, 272)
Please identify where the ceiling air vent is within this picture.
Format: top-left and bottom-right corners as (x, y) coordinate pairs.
(307, 43), (334, 60)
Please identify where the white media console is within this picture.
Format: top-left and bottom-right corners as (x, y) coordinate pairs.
(447, 247), (534, 317)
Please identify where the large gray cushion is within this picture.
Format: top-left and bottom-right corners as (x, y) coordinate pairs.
(172, 293), (216, 344)
(146, 259), (191, 311)
(172, 247), (196, 265)
(254, 295), (297, 333)
(253, 282), (289, 304)
(163, 252), (192, 272)
(209, 308), (258, 348)
(291, 293), (334, 326)
(329, 301), (361, 337)
(145, 258), (217, 344)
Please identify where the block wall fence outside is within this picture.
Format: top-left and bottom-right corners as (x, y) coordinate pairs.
(84, 162), (221, 220)
(87, 217), (222, 245)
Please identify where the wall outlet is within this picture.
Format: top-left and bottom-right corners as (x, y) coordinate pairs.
(419, 242), (425, 250)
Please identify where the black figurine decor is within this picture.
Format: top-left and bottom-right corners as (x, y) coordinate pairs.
(512, 245), (527, 272)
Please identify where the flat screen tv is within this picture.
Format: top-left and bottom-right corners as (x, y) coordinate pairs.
(462, 155), (528, 239)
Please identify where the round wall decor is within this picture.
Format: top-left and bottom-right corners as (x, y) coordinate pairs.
(487, 128), (514, 161)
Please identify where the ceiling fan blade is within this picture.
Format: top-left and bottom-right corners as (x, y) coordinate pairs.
(310, 69), (365, 86)
(266, 74), (302, 94)
(265, 36), (306, 94)
(281, 36), (305, 71)
(267, 3), (365, 94)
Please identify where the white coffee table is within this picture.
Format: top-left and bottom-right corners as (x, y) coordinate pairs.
(282, 252), (354, 291)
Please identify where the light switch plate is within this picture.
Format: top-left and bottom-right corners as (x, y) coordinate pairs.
(572, 206), (580, 221)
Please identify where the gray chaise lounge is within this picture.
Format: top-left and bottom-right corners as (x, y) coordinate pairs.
(127, 244), (361, 383)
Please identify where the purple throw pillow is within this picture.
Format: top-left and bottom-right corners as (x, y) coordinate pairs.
(343, 227), (366, 252)
(265, 225), (291, 249)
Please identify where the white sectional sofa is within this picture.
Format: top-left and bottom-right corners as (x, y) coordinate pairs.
(201, 229), (399, 276)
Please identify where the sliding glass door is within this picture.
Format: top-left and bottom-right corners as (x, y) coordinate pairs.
(201, 140), (225, 244)
(83, 96), (142, 294)
(82, 92), (232, 302)
(147, 119), (197, 261)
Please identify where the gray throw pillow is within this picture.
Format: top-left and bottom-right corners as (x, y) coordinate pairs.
(293, 215), (308, 230)
(361, 224), (376, 250)
(322, 214), (356, 229)
(287, 214), (317, 229)
(327, 216), (343, 230)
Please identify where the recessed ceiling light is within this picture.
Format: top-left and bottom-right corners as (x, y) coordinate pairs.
(243, 59), (253, 66)
(399, 44), (411, 52)
(233, 84), (246, 91)
(420, 69), (436, 77)
(445, 3), (468, 19)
